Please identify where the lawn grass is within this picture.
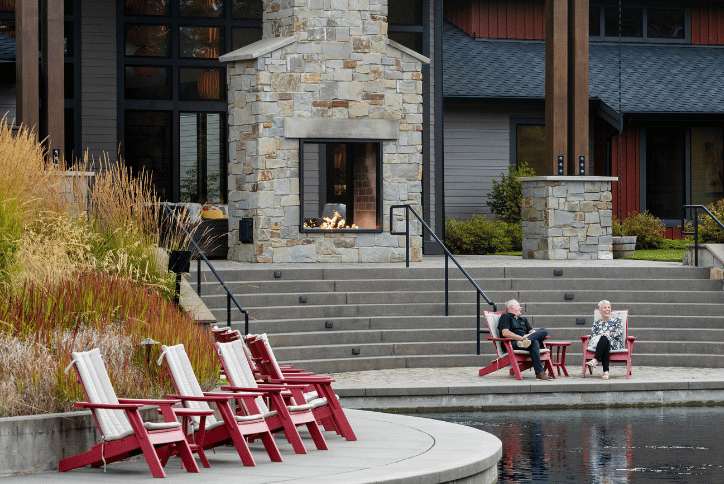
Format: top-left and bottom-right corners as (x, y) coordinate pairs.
(623, 249), (686, 262)
(495, 251), (523, 257)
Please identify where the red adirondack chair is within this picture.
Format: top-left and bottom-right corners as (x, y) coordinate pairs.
(245, 334), (356, 441)
(59, 348), (200, 478)
(158, 343), (283, 467)
(478, 311), (555, 380)
(215, 339), (329, 454)
(580, 309), (636, 379)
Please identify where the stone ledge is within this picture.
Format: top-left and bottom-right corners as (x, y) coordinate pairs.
(284, 117), (400, 139)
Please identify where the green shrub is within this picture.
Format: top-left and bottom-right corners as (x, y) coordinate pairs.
(615, 211), (666, 250)
(445, 215), (512, 255)
(698, 199), (724, 243)
(486, 163), (536, 225)
(503, 220), (522, 251)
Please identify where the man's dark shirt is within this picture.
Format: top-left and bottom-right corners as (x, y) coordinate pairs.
(498, 312), (533, 338)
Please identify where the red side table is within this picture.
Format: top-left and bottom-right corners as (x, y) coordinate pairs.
(545, 341), (572, 377)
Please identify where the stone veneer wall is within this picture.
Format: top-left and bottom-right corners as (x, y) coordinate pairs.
(520, 176), (617, 260)
(224, 0), (425, 263)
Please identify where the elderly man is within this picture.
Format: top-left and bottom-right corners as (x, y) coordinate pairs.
(498, 299), (550, 381)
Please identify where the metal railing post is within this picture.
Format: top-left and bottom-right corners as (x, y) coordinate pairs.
(197, 257), (201, 295)
(227, 292), (231, 327)
(694, 211), (699, 267)
(477, 292), (481, 355)
(405, 206), (410, 267)
(444, 253), (449, 316)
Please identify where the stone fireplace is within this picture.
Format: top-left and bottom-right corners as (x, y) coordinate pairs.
(220, 0), (428, 263)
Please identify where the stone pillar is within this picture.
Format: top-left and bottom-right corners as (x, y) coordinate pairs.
(520, 176), (617, 260)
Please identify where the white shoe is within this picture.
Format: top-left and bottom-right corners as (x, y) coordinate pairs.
(586, 358), (598, 369)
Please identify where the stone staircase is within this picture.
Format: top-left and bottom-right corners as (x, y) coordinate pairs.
(190, 263), (724, 373)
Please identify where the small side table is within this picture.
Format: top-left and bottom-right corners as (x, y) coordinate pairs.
(546, 341), (572, 377)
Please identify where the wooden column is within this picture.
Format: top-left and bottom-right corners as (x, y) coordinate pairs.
(16, 0), (40, 133)
(41, 0), (65, 162)
(545, 0), (568, 175)
(568, 0), (589, 175)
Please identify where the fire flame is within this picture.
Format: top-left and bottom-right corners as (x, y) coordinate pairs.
(304, 211), (358, 229)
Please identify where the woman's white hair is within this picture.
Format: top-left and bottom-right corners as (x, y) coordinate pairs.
(598, 300), (611, 310)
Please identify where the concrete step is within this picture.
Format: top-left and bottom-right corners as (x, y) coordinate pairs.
(195, 263), (724, 372)
(190, 264), (711, 284)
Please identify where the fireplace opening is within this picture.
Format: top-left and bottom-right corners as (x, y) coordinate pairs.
(300, 140), (381, 232)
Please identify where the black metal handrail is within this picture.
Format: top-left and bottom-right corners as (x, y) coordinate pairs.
(164, 205), (249, 333)
(681, 205), (724, 267)
(390, 205), (497, 355)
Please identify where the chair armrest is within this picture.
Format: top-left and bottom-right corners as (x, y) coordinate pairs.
(627, 336), (637, 341)
(267, 377), (335, 384)
(118, 398), (181, 407)
(484, 337), (518, 342)
(75, 402), (143, 410)
(220, 385), (281, 395)
(203, 391), (265, 399)
(579, 336), (591, 341)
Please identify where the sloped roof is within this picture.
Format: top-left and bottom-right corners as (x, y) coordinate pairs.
(0, 34), (15, 62)
(443, 20), (724, 115)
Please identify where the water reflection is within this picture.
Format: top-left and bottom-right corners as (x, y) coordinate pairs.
(412, 406), (724, 483)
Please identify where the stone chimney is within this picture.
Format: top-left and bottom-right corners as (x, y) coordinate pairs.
(221, 0), (429, 263)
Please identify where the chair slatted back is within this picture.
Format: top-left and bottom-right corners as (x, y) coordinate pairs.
(484, 311), (507, 357)
(69, 349), (134, 441)
(159, 344), (218, 428)
(216, 340), (270, 414)
(593, 309), (629, 340)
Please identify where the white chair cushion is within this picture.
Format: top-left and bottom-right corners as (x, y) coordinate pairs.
(71, 349), (133, 441)
(216, 341), (270, 414)
(160, 344), (218, 428)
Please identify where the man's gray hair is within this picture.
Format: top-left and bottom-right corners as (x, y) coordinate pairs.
(506, 299), (519, 311)
(598, 300), (611, 310)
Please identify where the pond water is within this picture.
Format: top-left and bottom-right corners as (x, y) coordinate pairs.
(411, 406), (724, 483)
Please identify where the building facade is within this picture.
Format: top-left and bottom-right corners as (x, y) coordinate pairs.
(2, 1), (722, 257)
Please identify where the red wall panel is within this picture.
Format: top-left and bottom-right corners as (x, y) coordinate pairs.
(610, 129), (640, 221)
(444, 0), (545, 40)
(692, 5), (724, 45)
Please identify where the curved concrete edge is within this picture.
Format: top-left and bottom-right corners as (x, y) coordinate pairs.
(337, 381), (724, 412)
(345, 410), (502, 484)
(0, 408), (502, 484)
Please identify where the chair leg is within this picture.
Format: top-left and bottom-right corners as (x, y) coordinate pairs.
(305, 420), (329, 451)
(216, 401), (257, 466)
(260, 431), (283, 462)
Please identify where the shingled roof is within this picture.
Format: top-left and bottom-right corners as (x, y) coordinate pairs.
(443, 20), (724, 115)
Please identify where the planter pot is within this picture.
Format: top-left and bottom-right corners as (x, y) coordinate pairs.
(612, 236), (637, 259)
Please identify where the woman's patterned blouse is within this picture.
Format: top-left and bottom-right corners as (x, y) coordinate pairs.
(587, 317), (624, 352)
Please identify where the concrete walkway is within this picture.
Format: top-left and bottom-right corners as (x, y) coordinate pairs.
(331, 365), (724, 411)
(6, 408), (501, 484)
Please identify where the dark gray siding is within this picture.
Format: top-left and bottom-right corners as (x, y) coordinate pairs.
(81, 0), (117, 165)
(443, 101), (542, 220)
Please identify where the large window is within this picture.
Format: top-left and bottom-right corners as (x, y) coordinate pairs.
(646, 127), (685, 219)
(300, 140), (382, 232)
(691, 127), (724, 208)
(590, 4), (687, 43)
(388, 0), (424, 54)
(120, 0), (262, 202)
(511, 117), (547, 176)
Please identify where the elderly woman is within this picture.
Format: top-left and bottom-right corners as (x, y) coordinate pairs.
(585, 300), (625, 380)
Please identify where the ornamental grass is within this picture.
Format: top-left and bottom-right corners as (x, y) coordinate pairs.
(0, 119), (217, 417)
